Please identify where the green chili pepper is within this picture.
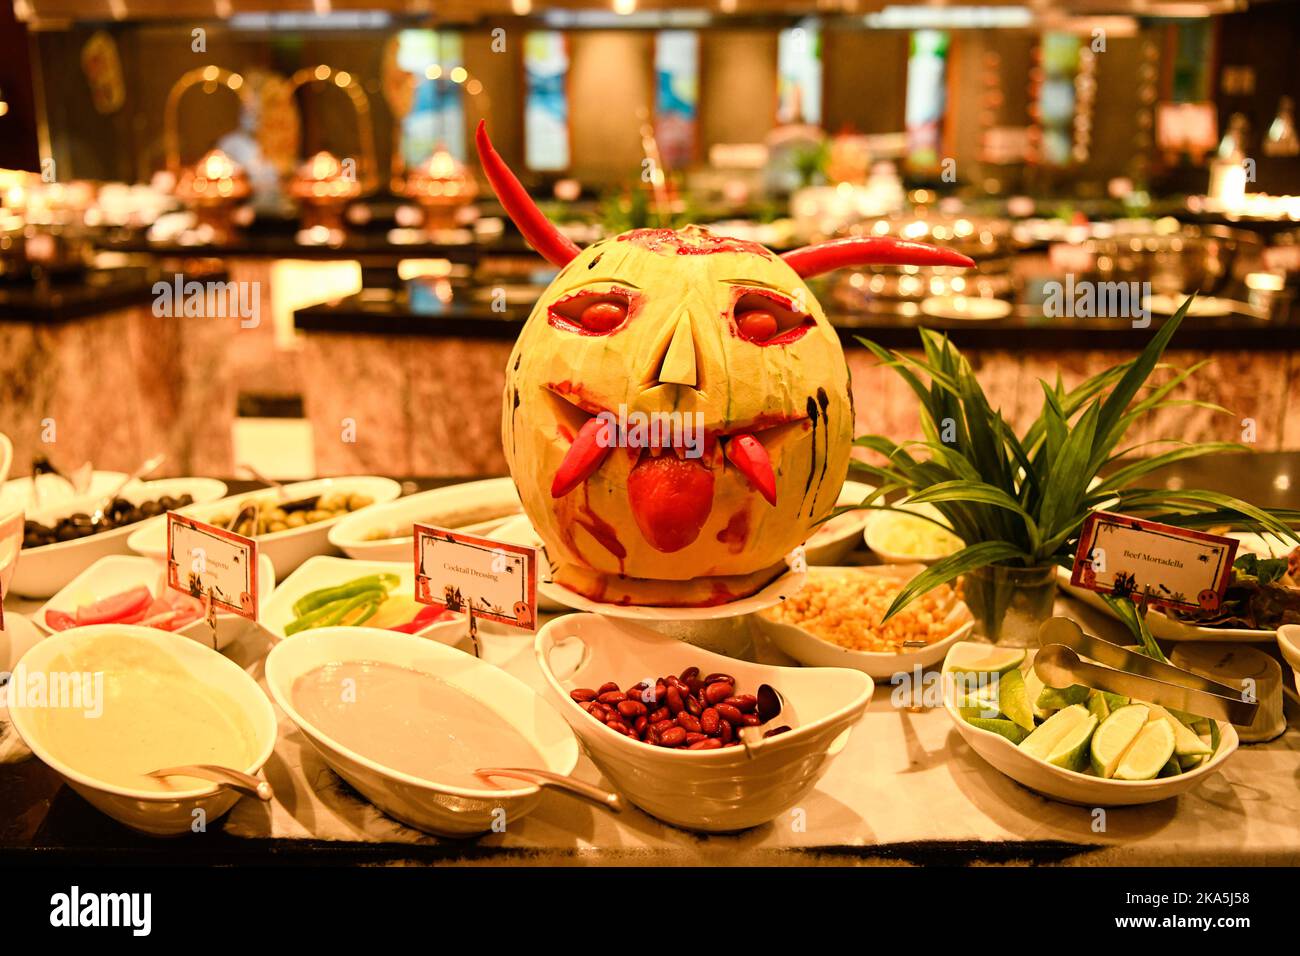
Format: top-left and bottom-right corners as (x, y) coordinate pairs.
(285, 588), (386, 635)
(291, 574), (398, 618)
(319, 589), (386, 627)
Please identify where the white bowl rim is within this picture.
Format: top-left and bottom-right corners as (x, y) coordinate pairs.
(127, 476), (402, 550)
(756, 564), (975, 664)
(19, 477), (229, 556)
(7, 623), (278, 802)
(805, 479), (876, 544)
(534, 612), (874, 760)
(940, 642), (1240, 789)
(265, 626), (578, 799)
(326, 477), (521, 549)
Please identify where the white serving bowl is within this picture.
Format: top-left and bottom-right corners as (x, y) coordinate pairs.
(753, 565), (973, 678)
(12, 477), (228, 598)
(534, 613), (874, 832)
(265, 626), (579, 837)
(7, 624), (277, 835)
(327, 477), (522, 562)
(34, 553), (275, 652)
(802, 479), (875, 566)
(864, 501), (963, 564)
(1, 470), (126, 517)
(127, 476), (401, 579)
(261, 555), (462, 644)
(1277, 625), (1300, 694)
(941, 641), (1239, 807)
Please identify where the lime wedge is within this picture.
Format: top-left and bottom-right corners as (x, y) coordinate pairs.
(1159, 756), (1183, 777)
(1047, 714), (1098, 771)
(998, 669), (1036, 731)
(1023, 666), (1051, 720)
(1143, 703), (1213, 757)
(1089, 704), (1149, 779)
(1113, 718), (1176, 781)
(1178, 753), (1205, 771)
(1102, 691), (1130, 712)
(1036, 683), (1091, 710)
(965, 716), (1029, 744)
(1086, 690), (1111, 722)
(1019, 704), (1091, 762)
(946, 644), (1026, 674)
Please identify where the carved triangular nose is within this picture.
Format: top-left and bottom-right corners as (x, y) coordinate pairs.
(655, 314), (698, 388)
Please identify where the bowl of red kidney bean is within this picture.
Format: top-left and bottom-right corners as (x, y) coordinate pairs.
(535, 613), (874, 832)
(569, 668), (784, 750)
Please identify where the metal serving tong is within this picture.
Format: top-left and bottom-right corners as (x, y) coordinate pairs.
(1036, 618), (1259, 725)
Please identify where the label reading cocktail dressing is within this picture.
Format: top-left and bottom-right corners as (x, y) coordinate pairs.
(166, 512), (259, 621)
(413, 525), (537, 630)
(1070, 511), (1238, 615)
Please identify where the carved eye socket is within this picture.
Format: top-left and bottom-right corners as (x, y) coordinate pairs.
(548, 289), (637, 335)
(732, 291), (812, 345)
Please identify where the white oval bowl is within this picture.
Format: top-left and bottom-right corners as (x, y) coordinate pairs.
(127, 476), (401, 579)
(535, 613), (874, 832)
(941, 641), (1239, 806)
(327, 477), (522, 562)
(33, 553), (276, 652)
(864, 503), (962, 565)
(260, 554), (463, 645)
(6, 624), (278, 835)
(1277, 625), (1300, 694)
(753, 565), (973, 678)
(12, 478), (228, 598)
(265, 626), (579, 837)
(802, 479), (875, 566)
(1, 470), (126, 517)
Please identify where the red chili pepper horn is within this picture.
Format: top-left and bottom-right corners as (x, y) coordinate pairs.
(782, 235), (975, 277)
(477, 120), (972, 275)
(475, 121), (581, 268)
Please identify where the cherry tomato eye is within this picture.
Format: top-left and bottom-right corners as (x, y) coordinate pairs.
(737, 310), (779, 343)
(577, 300), (627, 333)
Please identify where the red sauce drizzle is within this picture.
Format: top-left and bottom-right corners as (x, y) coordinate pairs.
(715, 507), (751, 555)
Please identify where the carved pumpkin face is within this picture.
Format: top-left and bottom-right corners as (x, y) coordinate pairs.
(503, 226), (853, 604)
(476, 122), (972, 606)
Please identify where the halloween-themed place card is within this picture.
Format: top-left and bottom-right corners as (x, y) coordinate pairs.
(1070, 511), (1238, 615)
(414, 525), (538, 630)
(166, 512), (259, 621)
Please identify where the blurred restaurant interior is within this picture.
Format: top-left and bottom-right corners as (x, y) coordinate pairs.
(1, 0), (1298, 482)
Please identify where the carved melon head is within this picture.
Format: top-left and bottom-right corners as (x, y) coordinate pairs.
(478, 122), (973, 606)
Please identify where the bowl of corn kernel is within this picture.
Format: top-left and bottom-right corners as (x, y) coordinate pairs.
(754, 565), (974, 677)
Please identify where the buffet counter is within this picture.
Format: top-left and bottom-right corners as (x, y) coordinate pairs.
(3, 595), (1296, 866)
(3, 456), (1297, 866)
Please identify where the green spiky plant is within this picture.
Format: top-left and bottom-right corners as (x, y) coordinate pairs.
(851, 300), (1300, 637)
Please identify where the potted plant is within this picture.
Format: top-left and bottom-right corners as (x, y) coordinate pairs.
(852, 302), (1298, 645)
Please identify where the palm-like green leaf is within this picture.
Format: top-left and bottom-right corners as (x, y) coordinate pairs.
(882, 541), (1030, 622)
(857, 292), (1298, 621)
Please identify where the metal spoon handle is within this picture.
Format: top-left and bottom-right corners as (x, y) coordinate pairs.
(147, 764), (273, 801)
(475, 767), (624, 813)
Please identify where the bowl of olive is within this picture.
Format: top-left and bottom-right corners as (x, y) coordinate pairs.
(12, 478), (228, 598)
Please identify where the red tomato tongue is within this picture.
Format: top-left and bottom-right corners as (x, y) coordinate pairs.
(626, 455), (714, 553)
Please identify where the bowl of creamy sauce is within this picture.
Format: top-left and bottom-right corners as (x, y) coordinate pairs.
(265, 626), (580, 837)
(6, 624), (278, 835)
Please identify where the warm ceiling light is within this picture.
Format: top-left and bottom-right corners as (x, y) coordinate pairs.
(450, 66), (468, 84)
(719, 0), (738, 11)
(511, 0), (532, 13)
(425, 64), (442, 80)
(314, 64), (331, 81)
(613, 0), (637, 14)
